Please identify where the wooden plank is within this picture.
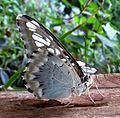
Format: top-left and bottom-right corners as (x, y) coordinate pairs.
(0, 73), (120, 118)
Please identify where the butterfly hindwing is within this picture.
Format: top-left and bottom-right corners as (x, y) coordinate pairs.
(26, 51), (77, 98)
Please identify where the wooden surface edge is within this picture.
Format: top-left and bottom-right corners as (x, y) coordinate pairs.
(0, 73), (120, 118)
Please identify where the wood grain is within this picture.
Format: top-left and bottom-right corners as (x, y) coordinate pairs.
(0, 73), (120, 118)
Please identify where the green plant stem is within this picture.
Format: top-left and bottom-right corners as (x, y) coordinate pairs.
(80, 0), (92, 15)
(60, 3), (103, 40)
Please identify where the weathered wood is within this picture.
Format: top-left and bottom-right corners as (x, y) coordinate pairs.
(0, 73), (120, 118)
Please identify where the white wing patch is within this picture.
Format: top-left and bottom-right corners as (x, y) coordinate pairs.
(82, 66), (97, 74)
(77, 61), (86, 67)
(28, 74), (36, 80)
(32, 33), (50, 46)
(54, 48), (60, 55)
(61, 58), (67, 62)
(77, 61), (97, 74)
(26, 21), (37, 30)
(46, 37), (51, 42)
(31, 20), (40, 27)
(47, 48), (54, 54)
(34, 41), (45, 47)
(37, 88), (42, 97)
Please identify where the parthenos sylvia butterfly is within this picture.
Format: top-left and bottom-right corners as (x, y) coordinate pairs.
(16, 15), (97, 99)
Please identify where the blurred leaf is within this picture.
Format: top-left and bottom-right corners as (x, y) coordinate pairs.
(0, 6), (3, 13)
(78, 16), (86, 24)
(68, 35), (84, 46)
(99, 11), (109, 18)
(62, 0), (72, 7)
(94, 32), (116, 47)
(3, 15), (8, 25)
(0, 68), (9, 84)
(87, 16), (97, 24)
(87, 2), (98, 12)
(47, 15), (63, 24)
(102, 22), (120, 40)
(3, 67), (24, 90)
(0, 38), (8, 46)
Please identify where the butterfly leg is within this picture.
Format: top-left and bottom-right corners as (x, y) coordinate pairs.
(86, 87), (96, 104)
(63, 96), (75, 107)
(93, 78), (104, 97)
(86, 75), (105, 104)
(85, 76), (96, 104)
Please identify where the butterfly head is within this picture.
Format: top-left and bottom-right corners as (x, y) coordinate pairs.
(75, 74), (93, 95)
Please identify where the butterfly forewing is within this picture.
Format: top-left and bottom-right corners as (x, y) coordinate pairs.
(17, 15), (84, 77)
(16, 15), (89, 99)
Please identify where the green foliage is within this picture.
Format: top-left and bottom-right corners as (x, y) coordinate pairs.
(0, 0), (120, 89)
(2, 67), (24, 90)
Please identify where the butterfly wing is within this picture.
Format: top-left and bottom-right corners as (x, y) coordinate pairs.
(16, 15), (87, 99)
(16, 15), (84, 77)
(24, 50), (82, 99)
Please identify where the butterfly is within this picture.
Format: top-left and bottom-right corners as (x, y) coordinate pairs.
(16, 15), (97, 99)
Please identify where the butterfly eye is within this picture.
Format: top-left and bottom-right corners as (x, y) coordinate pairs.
(27, 88), (33, 93)
(80, 75), (88, 83)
